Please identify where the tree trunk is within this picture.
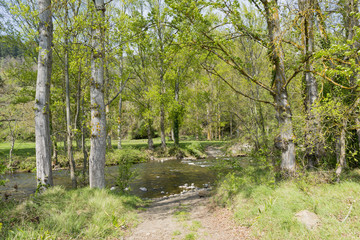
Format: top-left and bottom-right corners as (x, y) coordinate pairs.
(207, 106), (212, 140)
(344, 0), (360, 149)
(64, 6), (77, 188)
(173, 79), (180, 146)
(35, 0), (53, 189)
(147, 119), (154, 150)
(74, 63), (82, 150)
(264, 0), (296, 172)
(299, 0), (322, 168)
(117, 96), (123, 149)
(160, 99), (166, 149)
(52, 134), (58, 165)
(157, 18), (166, 151)
(89, 0), (106, 188)
(81, 96), (88, 180)
(336, 125), (346, 182)
(8, 120), (17, 171)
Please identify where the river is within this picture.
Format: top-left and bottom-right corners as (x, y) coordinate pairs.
(0, 158), (224, 200)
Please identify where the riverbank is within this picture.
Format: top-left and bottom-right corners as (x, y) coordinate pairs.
(2, 164), (360, 239)
(0, 139), (229, 173)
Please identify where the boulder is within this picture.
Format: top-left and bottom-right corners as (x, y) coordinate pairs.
(295, 210), (320, 230)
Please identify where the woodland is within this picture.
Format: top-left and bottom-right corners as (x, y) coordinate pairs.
(1, 0), (360, 239)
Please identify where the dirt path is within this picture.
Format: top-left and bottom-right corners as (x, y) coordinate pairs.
(125, 191), (250, 240)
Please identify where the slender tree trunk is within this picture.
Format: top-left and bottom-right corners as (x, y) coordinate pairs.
(195, 112), (199, 140)
(230, 112), (233, 138)
(117, 96), (123, 149)
(64, 16), (77, 188)
(157, 17), (166, 150)
(81, 96), (88, 180)
(89, 0), (106, 188)
(35, 0), (53, 189)
(52, 134), (58, 165)
(147, 118), (154, 150)
(207, 106), (212, 140)
(264, 0), (296, 172)
(299, 0), (322, 168)
(74, 64), (82, 150)
(173, 79), (180, 146)
(336, 125), (347, 182)
(160, 96), (166, 149)
(8, 120), (17, 171)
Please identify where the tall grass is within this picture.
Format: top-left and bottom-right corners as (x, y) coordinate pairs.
(0, 186), (143, 239)
(215, 168), (360, 239)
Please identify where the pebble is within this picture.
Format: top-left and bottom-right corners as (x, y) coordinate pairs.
(140, 187), (147, 192)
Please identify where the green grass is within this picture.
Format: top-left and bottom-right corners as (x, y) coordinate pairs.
(215, 167), (360, 239)
(183, 233), (197, 240)
(0, 186), (143, 239)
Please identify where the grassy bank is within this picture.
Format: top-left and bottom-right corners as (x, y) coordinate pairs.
(0, 139), (227, 172)
(215, 166), (360, 239)
(0, 186), (143, 239)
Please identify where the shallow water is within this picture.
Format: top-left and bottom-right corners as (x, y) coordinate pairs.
(0, 158), (220, 200)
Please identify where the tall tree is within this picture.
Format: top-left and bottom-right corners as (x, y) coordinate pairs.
(35, 0), (53, 189)
(89, 0), (106, 188)
(64, 2), (77, 188)
(298, 0), (322, 167)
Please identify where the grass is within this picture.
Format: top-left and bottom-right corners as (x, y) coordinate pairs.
(215, 166), (360, 239)
(0, 186), (143, 239)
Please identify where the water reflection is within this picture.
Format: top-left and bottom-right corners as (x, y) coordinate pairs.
(0, 159), (218, 200)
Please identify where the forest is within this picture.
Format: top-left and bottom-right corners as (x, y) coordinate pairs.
(1, 0), (360, 239)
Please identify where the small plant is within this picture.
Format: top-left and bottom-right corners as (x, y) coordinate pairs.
(174, 210), (190, 222)
(189, 221), (202, 231)
(115, 157), (137, 192)
(183, 233), (196, 240)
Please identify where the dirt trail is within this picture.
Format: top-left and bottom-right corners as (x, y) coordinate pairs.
(125, 191), (250, 240)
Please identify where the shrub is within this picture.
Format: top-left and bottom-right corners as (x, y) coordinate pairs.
(185, 142), (206, 158)
(106, 148), (148, 165)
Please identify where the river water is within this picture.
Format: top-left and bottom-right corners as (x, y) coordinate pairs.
(0, 158), (222, 200)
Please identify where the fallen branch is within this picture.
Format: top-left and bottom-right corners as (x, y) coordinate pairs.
(341, 202), (354, 223)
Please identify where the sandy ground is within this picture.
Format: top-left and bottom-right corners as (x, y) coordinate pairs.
(125, 191), (251, 240)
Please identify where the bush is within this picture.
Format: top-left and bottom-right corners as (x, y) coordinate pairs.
(106, 148), (148, 165)
(18, 157), (36, 172)
(185, 142), (206, 158)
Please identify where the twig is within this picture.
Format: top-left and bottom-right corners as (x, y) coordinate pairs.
(341, 203), (354, 223)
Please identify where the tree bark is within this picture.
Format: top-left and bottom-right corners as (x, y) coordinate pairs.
(173, 79), (180, 146)
(336, 125), (347, 182)
(52, 134), (58, 165)
(264, 0), (296, 172)
(7, 119), (17, 171)
(299, 0), (322, 167)
(64, 5), (77, 188)
(35, 0), (53, 189)
(147, 119), (154, 150)
(81, 96), (88, 180)
(89, 0), (106, 188)
(74, 63), (82, 150)
(117, 96), (123, 149)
